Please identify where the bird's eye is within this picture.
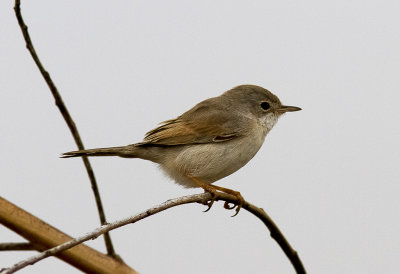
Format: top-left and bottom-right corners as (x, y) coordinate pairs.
(260, 102), (270, 110)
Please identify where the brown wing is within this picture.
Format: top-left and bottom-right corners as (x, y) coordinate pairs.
(140, 97), (248, 146)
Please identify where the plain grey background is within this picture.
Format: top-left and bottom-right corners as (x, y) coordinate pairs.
(1, 0), (399, 273)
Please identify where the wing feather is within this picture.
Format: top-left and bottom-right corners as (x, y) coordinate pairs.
(140, 98), (248, 146)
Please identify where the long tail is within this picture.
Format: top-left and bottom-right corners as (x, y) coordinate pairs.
(61, 145), (136, 158)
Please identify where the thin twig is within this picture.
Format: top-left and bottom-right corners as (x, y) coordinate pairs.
(0, 243), (35, 251)
(1, 193), (306, 274)
(13, 0), (116, 257)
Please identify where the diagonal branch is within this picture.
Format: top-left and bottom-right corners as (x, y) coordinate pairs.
(0, 197), (137, 273)
(1, 193), (306, 274)
(13, 0), (116, 257)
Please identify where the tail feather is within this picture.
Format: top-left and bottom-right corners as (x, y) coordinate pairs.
(61, 146), (131, 158)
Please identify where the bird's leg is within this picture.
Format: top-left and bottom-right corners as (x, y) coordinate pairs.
(209, 184), (244, 217)
(190, 177), (218, 212)
(190, 177), (244, 216)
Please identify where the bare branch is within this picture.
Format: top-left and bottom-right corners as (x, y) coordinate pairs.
(0, 243), (35, 251)
(13, 0), (116, 257)
(1, 193), (306, 274)
(11, 2), (306, 273)
(0, 197), (137, 273)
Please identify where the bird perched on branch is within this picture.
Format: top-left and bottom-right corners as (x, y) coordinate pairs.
(62, 85), (301, 216)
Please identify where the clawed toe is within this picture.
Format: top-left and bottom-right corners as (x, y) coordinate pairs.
(224, 201), (236, 210)
(203, 192), (217, 212)
(224, 194), (244, 217)
(223, 201), (239, 217)
(204, 189), (244, 217)
(189, 177), (244, 216)
(231, 202), (242, 217)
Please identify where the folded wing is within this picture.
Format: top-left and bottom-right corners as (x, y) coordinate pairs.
(140, 98), (248, 146)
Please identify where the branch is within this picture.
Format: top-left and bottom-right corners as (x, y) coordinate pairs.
(0, 243), (35, 251)
(0, 197), (137, 273)
(11, 2), (306, 273)
(13, 0), (116, 257)
(1, 193), (306, 274)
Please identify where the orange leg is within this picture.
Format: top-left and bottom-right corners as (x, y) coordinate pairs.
(190, 177), (218, 212)
(190, 177), (244, 217)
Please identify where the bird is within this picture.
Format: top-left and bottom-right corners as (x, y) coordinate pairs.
(62, 85), (301, 216)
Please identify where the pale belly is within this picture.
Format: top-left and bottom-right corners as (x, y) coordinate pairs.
(159, 131), (267, 188)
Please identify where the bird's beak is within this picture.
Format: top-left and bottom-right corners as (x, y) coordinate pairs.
(277, 105), (302, 114)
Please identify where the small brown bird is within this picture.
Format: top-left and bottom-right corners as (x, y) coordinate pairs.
(62, 85), (301, 215)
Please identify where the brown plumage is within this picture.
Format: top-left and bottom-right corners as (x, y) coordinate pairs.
(62, 85), (301, 215)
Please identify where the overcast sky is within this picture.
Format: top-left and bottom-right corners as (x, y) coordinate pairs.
(1, 0), (400, 273)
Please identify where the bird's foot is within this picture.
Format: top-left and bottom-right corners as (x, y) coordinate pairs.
(189, 177), (244, 216)
(211, 186), (244, 217)
(203, 187), (218, 212)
